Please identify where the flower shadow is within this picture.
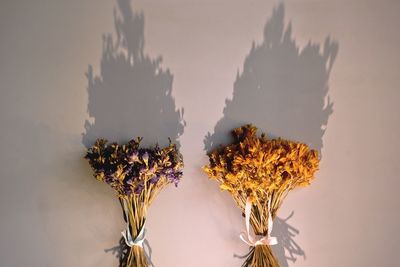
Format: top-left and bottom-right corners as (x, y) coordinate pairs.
(204, 3), (338, 265)
(82, 0), (185, 266)
(82, 0), (185, 149)
(204, 3), (337, 156)
(272, 212), (306, 267)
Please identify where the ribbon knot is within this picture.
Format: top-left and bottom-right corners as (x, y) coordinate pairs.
(122, 222), (146, 248)
(239, 198), (278, 247)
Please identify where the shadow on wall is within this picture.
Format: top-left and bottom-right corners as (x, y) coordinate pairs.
(204, 3), (337, 155)
(105, 237), (154, 267)
(82, 0), (185, 149)
(204, 3), (338, 266)
(82, 0), (185, 265)
(272, 213), (306, 266)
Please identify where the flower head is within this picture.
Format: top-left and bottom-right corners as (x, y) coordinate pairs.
(85, 137), (184, 197)
(203, 125), (319, 203)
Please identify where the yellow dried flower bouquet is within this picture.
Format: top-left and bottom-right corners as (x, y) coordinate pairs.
(203, 125), (319, 267)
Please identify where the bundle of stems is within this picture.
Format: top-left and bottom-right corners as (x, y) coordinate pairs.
(233, 193), (286, 267)
(121, 195), (148, 266)
(119, 175), (175, 266)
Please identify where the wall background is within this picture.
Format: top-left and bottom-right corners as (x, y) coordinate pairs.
(1, 0), (399, 266)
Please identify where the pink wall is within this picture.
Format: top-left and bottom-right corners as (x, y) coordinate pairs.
(1, 0), (399, 266)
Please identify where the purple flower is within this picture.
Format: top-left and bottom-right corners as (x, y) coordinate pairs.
(125, 177), (133, 185)
(139, 166), (147, 175)
(142, 152), (149, 165)
(105, 174), (116, 184)
(127, 151), (139, 164)
(164, 167), (173, 174)
(149, 175), (160, 184)
(122, 186), (133, 196)
(134, 183), (144, 194)
(166, 172), (181, 187)
(85, 137), (183, 196)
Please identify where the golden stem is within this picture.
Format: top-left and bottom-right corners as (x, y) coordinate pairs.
(120, 196), (149, 267)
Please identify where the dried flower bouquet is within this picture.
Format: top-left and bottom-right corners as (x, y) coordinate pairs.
(85, 138), (183, 267)
(203, 125), (319, 267)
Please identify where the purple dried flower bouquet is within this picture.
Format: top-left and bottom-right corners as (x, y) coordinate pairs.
(85, 137), (183, 266)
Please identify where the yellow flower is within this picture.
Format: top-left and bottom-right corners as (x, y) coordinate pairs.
(203, 125), (319, 203)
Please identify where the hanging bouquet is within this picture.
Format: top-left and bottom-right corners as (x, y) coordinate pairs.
(203, 125), (319, 267)
(85, 137), (183, 267)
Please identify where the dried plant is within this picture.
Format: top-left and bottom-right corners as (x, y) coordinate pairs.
(204, 125), (319, 267)
(85, 138), (183, 266)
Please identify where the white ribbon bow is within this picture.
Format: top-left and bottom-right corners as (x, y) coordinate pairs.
(121, 199), (146, 248)
(121, 222), (146, 248)
(239, 198), (278, 246)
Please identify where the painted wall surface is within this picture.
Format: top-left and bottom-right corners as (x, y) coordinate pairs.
(1, 0), (399, 266)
